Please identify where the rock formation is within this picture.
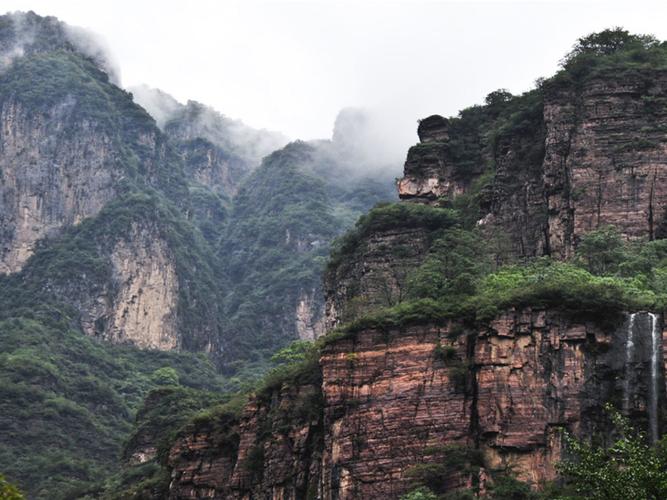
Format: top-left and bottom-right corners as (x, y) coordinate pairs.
(166, 53), (667, 498)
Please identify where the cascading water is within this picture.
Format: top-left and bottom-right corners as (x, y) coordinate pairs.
(649, 312), (660, 444)
(623, 313), (637, 415)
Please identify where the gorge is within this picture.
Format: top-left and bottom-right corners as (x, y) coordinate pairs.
(2, 11), (667, 500)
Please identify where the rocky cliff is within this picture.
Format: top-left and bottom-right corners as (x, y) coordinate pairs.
(167, 308), (666, 498)
(399, 70), (667, 261)
(165, 33), (667, 499)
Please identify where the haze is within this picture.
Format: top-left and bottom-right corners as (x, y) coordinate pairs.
(4, 0), (667, 155)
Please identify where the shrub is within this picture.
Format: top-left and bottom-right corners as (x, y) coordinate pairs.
(557, 404), (667, 499)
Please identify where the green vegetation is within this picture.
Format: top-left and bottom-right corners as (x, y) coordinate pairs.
(557, 405), (667, 499)
(401, 445), (539, 500)
(0, 475), (24, 500)
(89, 386), (226, 499)
(219, 141), (395, 373)
(0, 317), (227, 499)
(554, 28), (667, 86)
(327, 222), (667, 343)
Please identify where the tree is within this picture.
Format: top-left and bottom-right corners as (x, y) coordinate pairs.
(557, 404), (667, 499)
(150, 367), (180, 386)
(400, 487), (439, 500)
(562, 28), (659, 67)
(575, 226), (627, 276)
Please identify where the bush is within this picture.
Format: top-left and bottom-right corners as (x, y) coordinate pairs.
(557, 404), (667, 499)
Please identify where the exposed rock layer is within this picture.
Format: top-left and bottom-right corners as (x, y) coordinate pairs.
(400, 72), (667, 259)
(168, 309), (666, 498)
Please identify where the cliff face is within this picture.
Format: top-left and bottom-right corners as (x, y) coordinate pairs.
(543, 72), (667, 258)
(167, 309), (665, 498)
(400, 72), (667, 260)
(169, 382), (323, 499)
(0, 97), (120, 273)
(166, 54), (667, 498)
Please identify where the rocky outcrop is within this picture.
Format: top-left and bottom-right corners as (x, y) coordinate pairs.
(398, 141), (478, 202)
(0, 98), (120, 273)
(105, 222), (180, 349)
(169, 382), (323, 499)
(167, 308), (666, 498)
(296, 289), (326, 341)
(324, 226), (432, 329)
(401, 72), (667, 260)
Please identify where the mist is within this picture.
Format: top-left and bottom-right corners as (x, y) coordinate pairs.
(5, 1), (667, 175)
(0, 11), (120, 83)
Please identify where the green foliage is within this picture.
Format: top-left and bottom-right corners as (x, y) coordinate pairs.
(549, 28), (667, 90)
(557, 404), (667, 499)
(433, 342), (457, 363)
(0, 317), (227, 499)
(257, 339), (322, 397)
(575, 226), (628, 275)
(562, 28), (659, 67)
(472, 258), (658, 321)
(333, 222), (667, 341)
(487, 476), (538, 500)
(400, 486), (439, 500)
(0, 474), (24, 500)
(150, 367), (180, 387)
(406, 228), (492, 301)
(404, 445), (485, 496)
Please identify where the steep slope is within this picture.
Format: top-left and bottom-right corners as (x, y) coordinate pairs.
(165, 30), (667, 500)
(131, 86), (288, 199)
(219, 139), (397, 372)
(0, 13), (229, 496)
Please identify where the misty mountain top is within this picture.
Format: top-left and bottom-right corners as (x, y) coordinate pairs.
(0, 10), (120, 83)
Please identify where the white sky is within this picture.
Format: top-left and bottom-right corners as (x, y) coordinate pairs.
(4, 0), (667, 150)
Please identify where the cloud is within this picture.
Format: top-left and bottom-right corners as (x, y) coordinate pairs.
(130, 85), (289, 165)
(129, 84), (183, 128)
(325, 106), (412, 179)
(0, 11), (121, 83)
(63, 23), (121, 84)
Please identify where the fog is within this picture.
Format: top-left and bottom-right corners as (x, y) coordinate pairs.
(4, 0), (667, 166)
(0, 11), (120, 83)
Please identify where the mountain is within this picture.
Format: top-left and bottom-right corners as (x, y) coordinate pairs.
(0, 11), (398, 497)
(6, 11), (666, 500)
(160, 30), (667, 499)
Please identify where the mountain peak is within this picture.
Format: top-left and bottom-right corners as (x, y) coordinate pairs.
(0, 10), (120, 83)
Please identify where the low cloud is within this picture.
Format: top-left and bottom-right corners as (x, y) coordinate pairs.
(0, 11), (121, 83)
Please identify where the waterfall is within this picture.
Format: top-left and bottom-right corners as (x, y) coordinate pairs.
(623, 313), (637, 415)
(649, 312), (660, 444)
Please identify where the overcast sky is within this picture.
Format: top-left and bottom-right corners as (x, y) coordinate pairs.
(4, 0), (667, 150)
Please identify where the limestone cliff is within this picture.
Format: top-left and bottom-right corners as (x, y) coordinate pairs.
(0, 96), (121, 274)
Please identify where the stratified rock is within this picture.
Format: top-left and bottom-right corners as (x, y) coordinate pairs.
(417, 115), (450, 143)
